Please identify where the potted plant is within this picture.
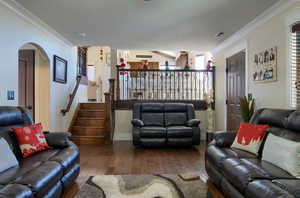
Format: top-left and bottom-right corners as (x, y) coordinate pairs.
(240, 96), (255, 123)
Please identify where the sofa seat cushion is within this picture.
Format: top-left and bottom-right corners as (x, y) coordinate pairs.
(0, 157), (42, 185)
(222, 158), (272, 193)
(272, 179), (300, 197)
(140, 127), (166, 138)
(15, 161), (63, 198)
(246, 180), (294, 198)
(167, 126), (193, 138)
(27, 149), (60, 163)
(49, 146), (80, 174)
(167, 138), (193, 146)
(240, 159), (294, 179)
(139, 138), (165, 147)
(0, 184), (33, 198)
(206, 145), (256, 169)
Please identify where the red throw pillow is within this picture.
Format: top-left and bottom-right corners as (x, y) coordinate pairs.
(12, 123), (51, 158)
(231, 123), (269, 155)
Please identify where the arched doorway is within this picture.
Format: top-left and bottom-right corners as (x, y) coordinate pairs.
(18, 43), (51, 130)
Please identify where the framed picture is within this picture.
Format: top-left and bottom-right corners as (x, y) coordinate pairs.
(53, 55), (67, 84)
(252, 47), (277, 83)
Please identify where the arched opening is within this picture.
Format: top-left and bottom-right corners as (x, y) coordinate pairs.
(18, 43), (51, 130)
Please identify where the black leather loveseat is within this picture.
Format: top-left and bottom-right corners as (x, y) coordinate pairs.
(205, 108), (300, 198)
(131, 103), (201, 147)
(0, 107), (80, 198)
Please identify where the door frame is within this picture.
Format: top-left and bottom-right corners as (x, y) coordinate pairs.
(224, 40), (248, 130)
(18, 49), (36, 120)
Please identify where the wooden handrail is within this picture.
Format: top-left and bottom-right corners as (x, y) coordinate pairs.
(117, 67), (214, 72)
(61, 75), (82, 116)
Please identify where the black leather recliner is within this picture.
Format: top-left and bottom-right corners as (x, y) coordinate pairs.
(0, 107), (80, 198)
(205, 108), (300, 198)
(132, 103), (201, 147)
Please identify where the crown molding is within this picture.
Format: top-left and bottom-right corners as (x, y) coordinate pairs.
(212, 0), (298, 54)
(0, 0), (74, 47)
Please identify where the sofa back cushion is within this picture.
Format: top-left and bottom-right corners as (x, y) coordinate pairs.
(251, 109), (300, 142)
(140, 103), (164, 126)
(164, 104), (187, 126)
(0, 107), (33, 159)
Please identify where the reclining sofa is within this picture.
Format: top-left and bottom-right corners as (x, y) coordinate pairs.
(206, 108), (300, 198)
(0, 107), (80, 198)
(131, 103), (201, 147)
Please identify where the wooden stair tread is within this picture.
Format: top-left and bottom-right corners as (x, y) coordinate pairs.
(69, 103), (111, 145)
(79, 109), (105, 112)
(72, 135), (104, 138)
(76, 118), (105, 120)
(72, 126), (105, 129)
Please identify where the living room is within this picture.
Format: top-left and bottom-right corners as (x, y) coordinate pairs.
(0, 0), (299, 198)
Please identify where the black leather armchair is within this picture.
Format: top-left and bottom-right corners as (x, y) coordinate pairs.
(205, 109), (300, 198)
(0, 106), (80, 198)
(132, 103), (201, 147)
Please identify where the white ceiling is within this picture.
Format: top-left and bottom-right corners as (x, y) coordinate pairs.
(15, 0), (279, 51)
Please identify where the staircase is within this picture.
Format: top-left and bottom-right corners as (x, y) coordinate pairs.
(70, 103), (109, 145)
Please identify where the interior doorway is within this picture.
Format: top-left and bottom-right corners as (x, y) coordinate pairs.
(18, 43), (51, 130)
(226, 50), (246, 131)
(18, 50), (35, 119)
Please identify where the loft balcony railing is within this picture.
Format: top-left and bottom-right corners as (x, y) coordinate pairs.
(115, 66), (215, 110)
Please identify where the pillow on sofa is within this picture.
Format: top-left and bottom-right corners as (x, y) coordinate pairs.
(0, 138), (19, 172)
(231, 123), (269, 155)
(12, 123), (51, 158)
(262, 133), (300, 178)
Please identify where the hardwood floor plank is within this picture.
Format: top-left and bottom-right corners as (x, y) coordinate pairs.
(63, 141), (223, 198)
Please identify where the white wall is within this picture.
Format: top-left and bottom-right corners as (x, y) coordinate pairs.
(114, 110), (208, 141)
(87, 46), (111, 102)
(0, 1), (87, 131)
(213, 2), (300, 130)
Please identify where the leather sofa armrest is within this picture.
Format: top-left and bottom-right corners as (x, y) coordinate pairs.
(186, 119), (201, 127)
(214, 131), (237, 147)
(131, 119), (144, 127)
(45, 132), (71, 148)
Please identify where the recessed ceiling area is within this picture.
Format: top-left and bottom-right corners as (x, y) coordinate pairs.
(15, 0), (279, 51)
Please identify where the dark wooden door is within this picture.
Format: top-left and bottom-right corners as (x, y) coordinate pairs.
(18, 50), (35, 120)
(226, 51), (246, 131)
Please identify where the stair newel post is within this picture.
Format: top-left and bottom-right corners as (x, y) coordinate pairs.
(104, 93), (113, 144)
(211, 66), (216, 110)
(108, 78), (116, 136)
(109, 79), (115, 104)
(116, 66), (120, 101)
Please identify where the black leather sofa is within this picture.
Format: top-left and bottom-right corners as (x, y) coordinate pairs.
(131, 103), (201, 147)
(205, 108), (300, 198)
(0, 107), (80, 198)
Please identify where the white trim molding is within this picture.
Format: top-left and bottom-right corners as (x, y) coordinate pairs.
(212, 0), (297, 54)
(0, 0), (74, 47)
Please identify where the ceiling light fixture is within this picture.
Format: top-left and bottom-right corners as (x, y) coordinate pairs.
(216, 32), (224, 38)
(74, 32), (87, 38)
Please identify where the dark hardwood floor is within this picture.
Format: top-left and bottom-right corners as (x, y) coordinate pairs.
(63, 141), (224, 198)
